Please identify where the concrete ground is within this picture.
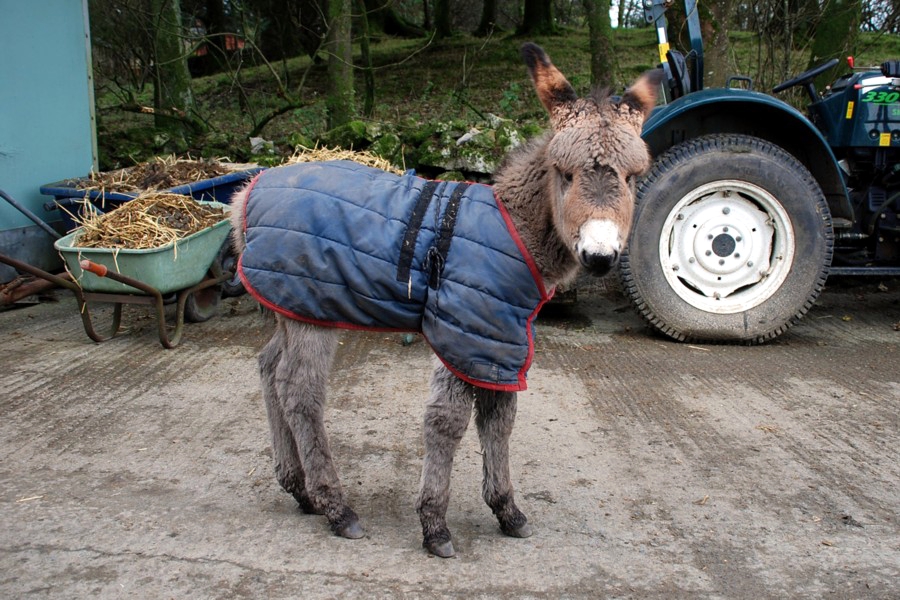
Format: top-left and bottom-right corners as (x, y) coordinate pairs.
(1, 278), (898, 599)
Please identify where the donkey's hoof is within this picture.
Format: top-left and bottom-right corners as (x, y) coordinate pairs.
(330, 506), (365, 539)
(502, 521), (534, 538)
(336, 519), (365, 539)
(424, 539), (455, 558)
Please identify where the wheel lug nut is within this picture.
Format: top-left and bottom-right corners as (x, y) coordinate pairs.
(705, 250), (712, 256)
(722, 207), (731, 215)
(719, 259), (725, 265)
(723, 226), (729, 233)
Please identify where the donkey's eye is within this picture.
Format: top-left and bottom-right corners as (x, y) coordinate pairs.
(555, 165), (573, 187)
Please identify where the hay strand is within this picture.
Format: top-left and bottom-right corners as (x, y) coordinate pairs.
(286, 145), (404, 174)
(73, 193), (227, 250)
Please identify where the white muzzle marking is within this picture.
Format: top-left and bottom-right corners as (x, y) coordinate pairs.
(577, 219), (621, 258)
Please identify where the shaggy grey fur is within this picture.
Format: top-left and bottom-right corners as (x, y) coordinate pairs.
(232, 43), (660, 557)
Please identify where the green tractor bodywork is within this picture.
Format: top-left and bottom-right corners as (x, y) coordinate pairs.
(815, 70), (900, 150)
(641, 88), (851, 224)
(621, 0), (900, 343)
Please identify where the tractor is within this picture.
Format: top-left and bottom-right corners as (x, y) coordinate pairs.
(622, 0), (900, 343)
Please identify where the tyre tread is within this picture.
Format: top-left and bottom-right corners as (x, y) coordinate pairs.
(620, 134), (834, 345)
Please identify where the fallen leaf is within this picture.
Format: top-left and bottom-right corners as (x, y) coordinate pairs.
(756, 424), (780, 434)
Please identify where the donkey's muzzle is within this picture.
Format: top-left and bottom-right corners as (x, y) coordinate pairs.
(579, 248), (619, 276)
(577, 219), (622, 276)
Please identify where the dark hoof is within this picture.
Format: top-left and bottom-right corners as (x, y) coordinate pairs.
(424, 539), (455, 558)
(331, 506), (365, 539)
(502, 521), (534, 538)
(337, 519), (365, 539)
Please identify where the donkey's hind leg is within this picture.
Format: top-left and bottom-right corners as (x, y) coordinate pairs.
(275, 319), (363, 539)
(475, 389), (533, 538)
(258, 320), (320, 515)
(416, 364), (475, 558)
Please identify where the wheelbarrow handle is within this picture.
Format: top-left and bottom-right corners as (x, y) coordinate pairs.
(77, 259), (161, 298)
(79, 260), (108, 277)
(0, 188), (61, 240)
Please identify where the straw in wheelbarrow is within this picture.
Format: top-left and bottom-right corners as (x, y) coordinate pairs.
(74, 192), (227, 250)
(77, 155), (236, 194)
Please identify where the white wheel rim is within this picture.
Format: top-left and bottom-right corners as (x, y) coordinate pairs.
(658, 180), (795, 314)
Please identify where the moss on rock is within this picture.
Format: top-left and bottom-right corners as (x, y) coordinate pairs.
(321, 120), (370, 148)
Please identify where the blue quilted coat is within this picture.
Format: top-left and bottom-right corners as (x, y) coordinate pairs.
(237, 161), (552, 391)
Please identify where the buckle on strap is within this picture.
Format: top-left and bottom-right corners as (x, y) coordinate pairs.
(397, 180), (441, 284)
(427, 182), (469, 290)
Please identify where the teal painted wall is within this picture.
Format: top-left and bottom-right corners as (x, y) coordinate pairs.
(0, 0), (97, 271)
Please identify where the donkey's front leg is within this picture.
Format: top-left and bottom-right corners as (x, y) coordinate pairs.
(277, 322), (363, 539)
(417, 365), (475, 557)
(475, 389), (532, 538)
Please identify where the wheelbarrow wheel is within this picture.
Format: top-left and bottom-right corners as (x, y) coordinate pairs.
(184, 284), (222, 323)
(216, 240), (245, 298)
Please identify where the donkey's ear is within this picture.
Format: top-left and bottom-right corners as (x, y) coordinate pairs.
(619, 69), (664, 123)
(522, 43), (577, 125)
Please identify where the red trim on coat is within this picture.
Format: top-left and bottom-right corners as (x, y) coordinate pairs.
(236, 175), (550, 392)
(493, 189), (555, 390)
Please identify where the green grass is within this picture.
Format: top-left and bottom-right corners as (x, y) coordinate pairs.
(94, 28), (898, 170)
(95, 29), (654, 168)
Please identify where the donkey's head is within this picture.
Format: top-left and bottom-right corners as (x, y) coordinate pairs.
(522, 43), (661, 276)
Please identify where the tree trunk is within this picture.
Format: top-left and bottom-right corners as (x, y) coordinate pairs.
(705, 0), (734, 88)
(363, 0), (427, 36)
(326, 0), (356, 130)
(433, 0), (452, 38)
(205, 0), (226, 53)
(356, 0), (375, 117)
(583, 0), (615, 88)
(422, 0), (432, 30)
(518, 0), (556, 35)
(256, 0), (305, 62)
(151, 0), (196, 136)
(808, 0), (861, 87)
(189, 0), (226, 75)
(475, 0), (498, 36)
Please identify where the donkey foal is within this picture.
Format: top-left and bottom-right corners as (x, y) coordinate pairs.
(232, 43), (660, 557)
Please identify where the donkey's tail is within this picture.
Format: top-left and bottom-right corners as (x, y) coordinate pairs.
(230, 181), (251, 254)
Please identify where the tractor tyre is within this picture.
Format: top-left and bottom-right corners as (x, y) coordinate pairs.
(620, 134), (833, 344)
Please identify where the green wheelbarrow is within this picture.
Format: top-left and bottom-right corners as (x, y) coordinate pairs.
(0, 202), (234, 348)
